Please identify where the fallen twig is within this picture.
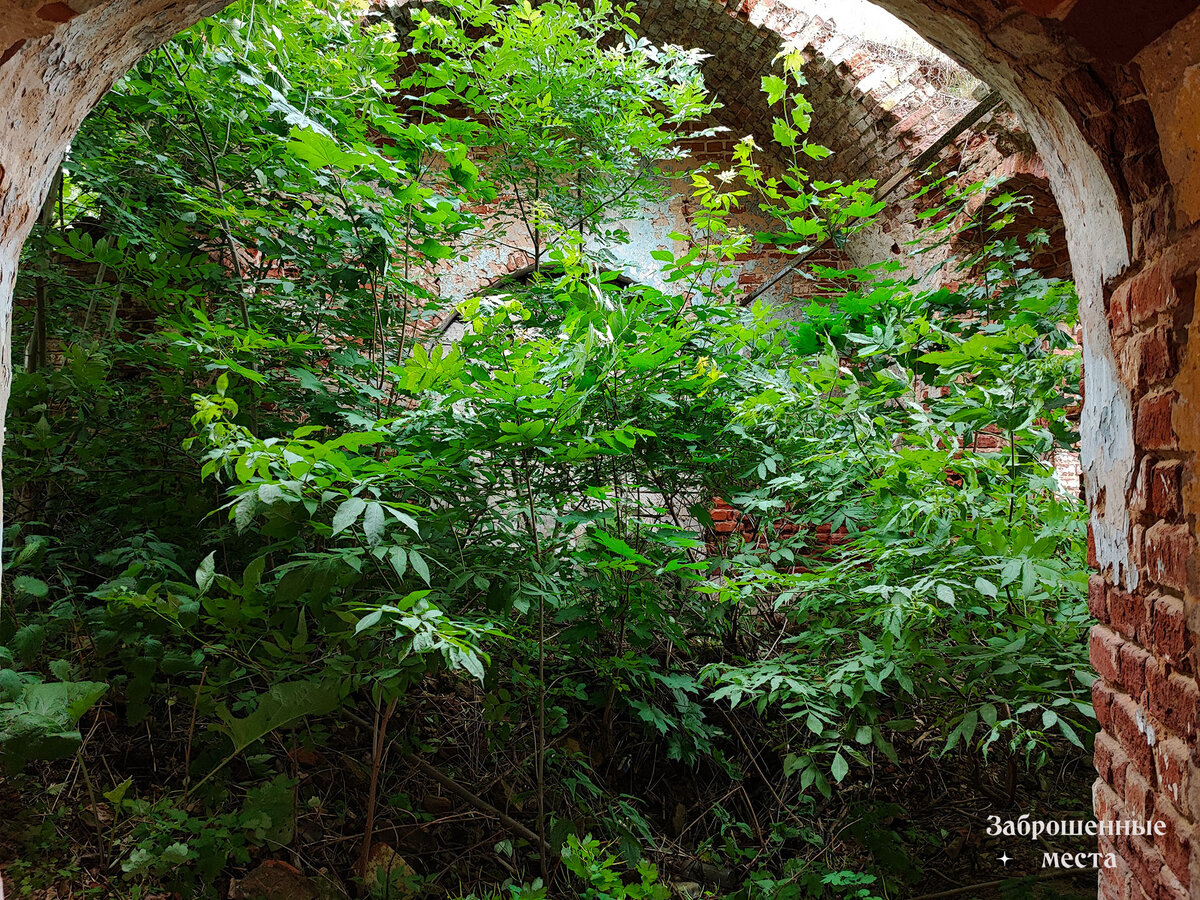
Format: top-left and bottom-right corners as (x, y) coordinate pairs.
(402, 753), (552, 860)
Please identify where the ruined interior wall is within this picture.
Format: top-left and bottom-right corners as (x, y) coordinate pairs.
(389, 0), (1025, 318)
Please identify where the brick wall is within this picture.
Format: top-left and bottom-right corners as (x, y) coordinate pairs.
(2, 3), (1196, 897)
(1088, 241), (1200, 900)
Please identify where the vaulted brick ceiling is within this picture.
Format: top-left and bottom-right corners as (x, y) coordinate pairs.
(631, 0), (972, 185)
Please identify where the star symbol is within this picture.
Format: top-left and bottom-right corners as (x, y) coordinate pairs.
(997, 852), (1012, 866)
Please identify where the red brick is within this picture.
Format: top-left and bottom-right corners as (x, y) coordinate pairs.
(1157, 867), (1188, 900)
(36, 2), (77, 23)
(1119, 640), (1151, 697)
(1143, 522), (1193, 594)
(1110, 693), (1156, 782)
(1098, 832), (1131, 900)
(1096, 776), (1125, 824)
(1122, 327), (1176, 391)
(1152, 737), (1190, 818)
(1135, 391), (1179, 451)
(1151, 594), (1192, 672)
(1091, 574), (1111, 622)
(1150, 461), (1184, 520)
(1112, 738), (1132, 798)
(1093, 624), (1125, 685)
(1129, 264), (1179, 325)
(1097, 729), (1118, 781)
(1120, 831), (1164, 895)
(1124, 150), (1169, 207)
(1126, 765), (1154, 822)
(1151, 796), (1191, 888)
(1110, 587), (1151, 642)
(1095, 680), (1118, 731)
(1109, 280), (1133, 337)
(1146, 662), (1200, 743)
(1132, 455), (1156, 516)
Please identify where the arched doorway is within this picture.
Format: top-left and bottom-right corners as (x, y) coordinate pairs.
(2, 1), (1199, 896)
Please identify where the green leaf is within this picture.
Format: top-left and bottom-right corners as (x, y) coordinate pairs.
(234, 494), (258, 534)
(974, 576), (998, 598)
(12, 576), (48, 598)
(257, 483), (283, 504)
(388, 546), (409, 580)
(830, 751), (849, 783)
(160, 843), (192, 866)
(216, 679), (342, 755)
(590, 529), (651, 564)
(356, 609), (384, 634)
(409, 550), (431, 585)
(0, 681), (109, 772)
(1057, 717), (1084, 749)
(332, 496), (367, 536)
(242, 774), (297, 845)
(287, 127), (371, 171)
(104, 776), (133, 806)
(363, 502), (386, 547)
(761, 75), (788, 105)
(772, 119), (798, 148)
(195, 551), (216, 595)
(243, 556), (268, 591)
(387, 507), (421, 536)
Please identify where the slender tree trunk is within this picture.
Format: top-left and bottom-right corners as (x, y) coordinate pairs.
(24, 167), (60, 372)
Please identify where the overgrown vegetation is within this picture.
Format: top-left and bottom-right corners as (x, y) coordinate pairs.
(2, 0), (1092, 897)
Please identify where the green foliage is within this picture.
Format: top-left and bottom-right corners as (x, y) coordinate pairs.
(410, 0), (715, 261)
(4, 0), (1090, 895)
(562, 834), (670, 900)
(0, 677), (108, 772)
(694, 177), (1089, 790)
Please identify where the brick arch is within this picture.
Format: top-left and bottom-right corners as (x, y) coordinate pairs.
(418, 181), (698, 309)
(946, 159), (1071, 280)
(3, 2), (1200, 896)
(632, 0), (980, 185)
